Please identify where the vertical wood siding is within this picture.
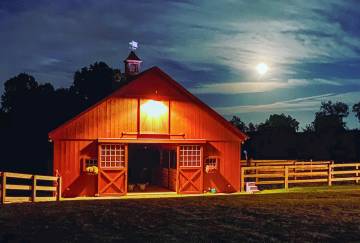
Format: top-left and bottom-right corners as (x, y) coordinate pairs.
(53, 140), (97, 197)
(51, 68), (244, 195)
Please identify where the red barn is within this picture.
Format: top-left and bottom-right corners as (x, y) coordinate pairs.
(49, 51), (247, 197)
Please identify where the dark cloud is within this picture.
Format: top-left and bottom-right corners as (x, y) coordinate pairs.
(292, 60), (360, 80)
(1, 0), (360, 127)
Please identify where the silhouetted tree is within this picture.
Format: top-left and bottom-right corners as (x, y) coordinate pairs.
(70, 62), (117, 110)
(1, 73), (38, 113)
(0, 74), (57, 173)
(0, 62), (121, 174)
(299, 101), (353, 161)
(257, 113), (299, 133)
(312, 101), (349, 133)
(353, 102), (360, 123)
(303, 123), (315, 133)
(243, 114), (299, 159)
(230, 115), (248, 132)
(248, 122), (257, 132)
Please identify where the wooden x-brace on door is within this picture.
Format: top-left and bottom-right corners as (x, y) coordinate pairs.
(99, 169), (126, 195)
(177, 145), (203, 194)
(98, 143), (128, 196)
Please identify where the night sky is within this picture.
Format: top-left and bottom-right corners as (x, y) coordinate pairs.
(1, 0), (360, 129)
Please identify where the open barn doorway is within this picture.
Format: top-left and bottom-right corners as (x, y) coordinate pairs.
(127, 144), (177, 193)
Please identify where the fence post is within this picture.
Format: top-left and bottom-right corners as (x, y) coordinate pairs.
(284, 166), (289, 190)
(32, 175), (37, 202)
(0, 173), (1, 204)
(57, 176), (62, 201)
(241, 167), (245, 192)
(1, 172), (6, 204)
(328, 163), (332, 186)
(255, 164), (259, 184)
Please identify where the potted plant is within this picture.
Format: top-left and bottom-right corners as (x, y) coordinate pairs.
(85, 166), (98, 175)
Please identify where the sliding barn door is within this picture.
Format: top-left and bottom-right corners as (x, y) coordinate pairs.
(98, 144), (128, 196)
(177, 145), (203, 194)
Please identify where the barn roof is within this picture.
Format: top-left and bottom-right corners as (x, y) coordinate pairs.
(124, 51), (141, 61)
(49, 66), (248, 141)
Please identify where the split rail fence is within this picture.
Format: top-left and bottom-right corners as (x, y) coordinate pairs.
(0, 172), (61, 204)
(241, 160), (360, 192)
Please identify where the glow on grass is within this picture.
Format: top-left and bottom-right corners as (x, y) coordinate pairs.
(141, 100), (167, 117)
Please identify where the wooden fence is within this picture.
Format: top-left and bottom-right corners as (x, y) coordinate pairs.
(241, 162), (360, 192)
(0, 172), (61, 204)
(240, 159), (333, 167)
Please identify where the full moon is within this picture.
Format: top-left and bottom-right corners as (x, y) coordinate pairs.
(256, 63), (269, 75)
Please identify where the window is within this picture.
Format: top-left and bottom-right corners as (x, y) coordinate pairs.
(100, 144), (126, 168)
(85, 159), (98, 168)
(128, 63), (138, 73)
(169, 150), (177, 169)
(162, 150), (177, 169)
(81, 158), (98, 173)
(179, 145), (201, 167)
(205, 156), (220, 173)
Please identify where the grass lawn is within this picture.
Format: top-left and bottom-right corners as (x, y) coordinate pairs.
(1, 185), (360, 242)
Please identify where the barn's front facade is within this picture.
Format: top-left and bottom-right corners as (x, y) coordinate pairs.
(49, 52), (247, 197)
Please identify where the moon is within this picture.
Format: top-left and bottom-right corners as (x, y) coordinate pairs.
(256, 63), (269, 75)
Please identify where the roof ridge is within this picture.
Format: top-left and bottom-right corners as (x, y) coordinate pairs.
(124, 51), (141, 61)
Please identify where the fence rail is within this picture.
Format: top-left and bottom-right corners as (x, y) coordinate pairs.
(240, 159), (333, 167)
(241, 162), (360, 192)
(0, 172), (61, 204)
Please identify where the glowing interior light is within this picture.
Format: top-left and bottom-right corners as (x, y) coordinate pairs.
(141, 100), (167, 117)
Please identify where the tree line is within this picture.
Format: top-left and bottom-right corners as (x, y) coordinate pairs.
(0, 62), (122, 173)
(230, 102), (360, 162)
(0, 61), (359, 174)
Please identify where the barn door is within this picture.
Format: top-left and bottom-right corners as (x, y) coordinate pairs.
(177, 145), (203, 194)
(98, 144), (128, 196)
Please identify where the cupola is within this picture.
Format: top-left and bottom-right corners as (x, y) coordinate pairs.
(124, 41), (142, 76)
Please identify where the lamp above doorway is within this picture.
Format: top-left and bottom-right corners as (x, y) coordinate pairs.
(141, 100), (167, 118)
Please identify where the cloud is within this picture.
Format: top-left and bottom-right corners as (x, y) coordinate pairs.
(313, 78), (342, 86)
(190, 77), (358, 95)
(190, 80), (308, 94)
(1, 1), (360, 88)
(180, 1), (360, 79)
(215, 92), (360, 115)
(0, 0), (360, 130)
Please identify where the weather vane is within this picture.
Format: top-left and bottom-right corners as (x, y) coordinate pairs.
(129, 40), (139, 50)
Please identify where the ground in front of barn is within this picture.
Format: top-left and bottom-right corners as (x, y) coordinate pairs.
(1, 185), (360, 242)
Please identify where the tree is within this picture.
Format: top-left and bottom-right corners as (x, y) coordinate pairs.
(248, 122), (257, 132)
(230, 115), (248, 132)
(70, 62), (117, 109)
(353, 102), (360, 123)
(313, 101), (349, 133)
(257, 113), (299, 133)
(317, 100), (349, 118)
(244, 114), (299, 159)
(0, 62), (122, 174)
(1, 73), (38, 113)
(0, 74), (58, 173)
(303, 123), (314, 133)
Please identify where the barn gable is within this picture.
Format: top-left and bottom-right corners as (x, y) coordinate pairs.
(50, 62), (246, 196)
(48, 66), (247, 142)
